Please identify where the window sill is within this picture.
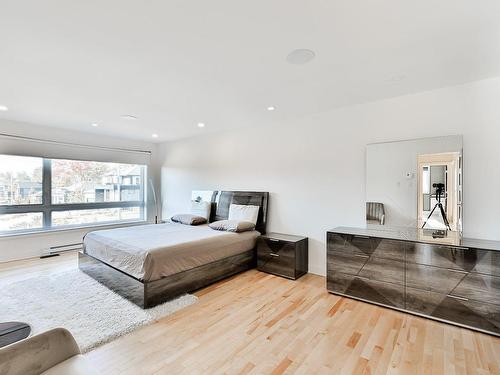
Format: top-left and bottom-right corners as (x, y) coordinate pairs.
(0, 220), (150, 239)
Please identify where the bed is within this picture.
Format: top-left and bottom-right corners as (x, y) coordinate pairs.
(78, 191), (269, 308)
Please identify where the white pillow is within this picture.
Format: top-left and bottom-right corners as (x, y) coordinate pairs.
(228, 204), (259, 225)
(191, 200), (211, 219)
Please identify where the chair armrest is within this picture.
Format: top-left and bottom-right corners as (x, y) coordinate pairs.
(0, 328), (80, 375)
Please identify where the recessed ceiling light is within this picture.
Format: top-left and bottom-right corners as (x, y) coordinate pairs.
(0, 105), (8, 111)
(197, 122), (205, 128)
(267, 106), (276, 111)
(152, 133), (159, 138)
(121, 115), (138, 120)
(286, 49), (315, 65)
(91, 123), (99, 127)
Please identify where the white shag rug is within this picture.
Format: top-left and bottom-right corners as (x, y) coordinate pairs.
(0, 269), (197, 352)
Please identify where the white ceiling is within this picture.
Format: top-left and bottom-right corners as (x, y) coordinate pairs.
(1, 0), (499, 142)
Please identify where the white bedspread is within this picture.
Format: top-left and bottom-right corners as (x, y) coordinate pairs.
(83, 223), (259, 281)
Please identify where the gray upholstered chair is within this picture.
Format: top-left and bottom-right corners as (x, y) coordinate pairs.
(366, 202), (385, 225)
(0, 328), (98, 375)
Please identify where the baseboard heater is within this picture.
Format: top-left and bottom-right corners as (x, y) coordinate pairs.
(41, 243), (83, 259)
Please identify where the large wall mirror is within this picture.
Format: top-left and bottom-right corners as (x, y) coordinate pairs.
(366, 135), (463, 235)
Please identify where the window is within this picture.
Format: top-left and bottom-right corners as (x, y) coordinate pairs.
(0, 155), (43, 205)
(52, 207), (141, 227)
(51, 160), (143, 204)
(0, 155), (146, 234)
(0, 213), (43, 231)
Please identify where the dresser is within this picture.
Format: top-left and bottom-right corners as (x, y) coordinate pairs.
(327, 226), (500, 336)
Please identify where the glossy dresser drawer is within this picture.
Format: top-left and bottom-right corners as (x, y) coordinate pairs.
(327, 251), (369, 275)
(472, 250), (500, 277)
(452, 272), (500, 306)
(406, 287), (500, 335)
(406, 243), (478, 271)
(327, 233), (372, 256)
(328, 233), (405, 261)
(327, 272), (405, 309)
(405, 263), (468, 294)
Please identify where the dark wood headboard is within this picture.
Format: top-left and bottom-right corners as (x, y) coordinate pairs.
(212, 191), (269, 234)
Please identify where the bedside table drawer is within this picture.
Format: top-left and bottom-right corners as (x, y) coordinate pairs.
(257, 238), (296, 279)
(258, 250), (295, 279)
(258, 238), (295, 257)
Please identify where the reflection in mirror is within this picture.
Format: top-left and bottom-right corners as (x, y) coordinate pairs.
(191, 190), (216, 203)
(191, 190), (217, 221)
(366, 136), (463, 235)
(418, 152), (461, 231)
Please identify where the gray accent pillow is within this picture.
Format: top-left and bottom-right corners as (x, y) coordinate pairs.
(209, 220), (255, 233)
(171, 214), (207, 225)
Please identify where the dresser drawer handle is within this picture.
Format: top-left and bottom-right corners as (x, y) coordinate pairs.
(353, 254), (370, 258)
(269, 253), (280, 257)
(447, 294), (469, 302)
(353, 235), (370, 240)
(268, 238), (280, 242)
(439, 246), (470, 251)
(446, 268), (468, 274)
(354, 275), (370, 281)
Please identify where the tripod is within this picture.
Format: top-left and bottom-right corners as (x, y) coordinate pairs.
(422, 186), (451, 230)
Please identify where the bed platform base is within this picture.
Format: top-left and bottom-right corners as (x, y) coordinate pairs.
(78, 250), (256, 308)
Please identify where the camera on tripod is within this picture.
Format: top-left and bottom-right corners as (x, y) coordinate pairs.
(432, 183), (445, 196)
(422, 182), (451, 230)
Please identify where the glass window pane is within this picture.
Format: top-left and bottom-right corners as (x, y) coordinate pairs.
(52, 207), (141, 227)
(51, 160), (145, 204)
(0, 213), (43, 232)
(0, 155), (43, 205)
(422, 166), (430, 194)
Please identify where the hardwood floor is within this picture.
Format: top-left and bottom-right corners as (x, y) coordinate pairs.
(1, 253), (499, 374)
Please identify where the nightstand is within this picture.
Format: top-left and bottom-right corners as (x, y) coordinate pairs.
(257, 233), (308, 280)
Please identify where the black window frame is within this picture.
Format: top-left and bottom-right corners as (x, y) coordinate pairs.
(0, 157), (147, 234)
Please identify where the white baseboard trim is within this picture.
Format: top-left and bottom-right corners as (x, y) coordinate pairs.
(307, 264), (326, 277)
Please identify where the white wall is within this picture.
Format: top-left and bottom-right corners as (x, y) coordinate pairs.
(0, 119), (160, 262)
(159, 77), (500, 276)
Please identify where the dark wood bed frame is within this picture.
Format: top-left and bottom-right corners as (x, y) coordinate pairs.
(78, 191), (269, 308)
